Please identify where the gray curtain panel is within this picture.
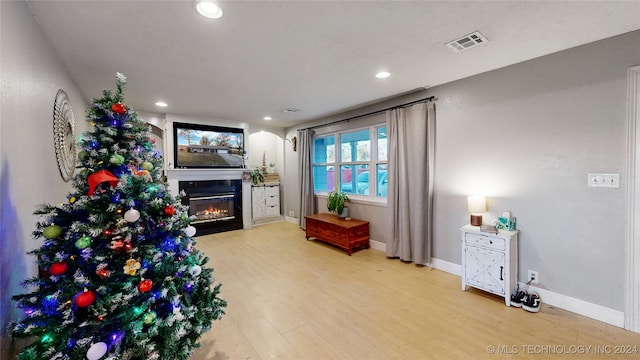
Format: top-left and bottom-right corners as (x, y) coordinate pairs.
(298, 129), (315, 229)
(386, 102), (435, 264)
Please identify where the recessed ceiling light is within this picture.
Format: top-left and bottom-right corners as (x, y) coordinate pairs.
(263, 116), (272, 121)
(375, 71), (391, 79)
(155, 101), (168, 107)
(194, 1), (223, 19)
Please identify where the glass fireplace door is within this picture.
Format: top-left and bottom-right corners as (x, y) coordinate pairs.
(189, 194), (235, 224)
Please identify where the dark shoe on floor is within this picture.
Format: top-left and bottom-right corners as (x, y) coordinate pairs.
(522, 291), (541, 313)
(510, 287), (527, 308)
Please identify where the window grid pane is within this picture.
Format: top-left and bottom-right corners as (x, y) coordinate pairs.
(313, 136), (335, 164)
(376, 163), (388, 197)
(340, 129), (370, 163)
(340, 164), (369, 194)
(377, 126), (387, 161)
(313, 165), (334, 192)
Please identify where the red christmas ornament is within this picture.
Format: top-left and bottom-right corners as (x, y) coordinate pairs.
(103, 229), (112, 236)
(49, 262), (68, 276)
(96, 268), (110, 279)
(111, 103), (126, 114)
(138, 279), (153, 293)
(163, 205), (175, 216)
(75, 290), (96, 308)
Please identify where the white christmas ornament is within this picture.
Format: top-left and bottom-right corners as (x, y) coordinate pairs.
(184, 225), (196, 237)
(124, 208), (141, 222)
(86, 342), (108, 360)
(189, 265), (202, 277)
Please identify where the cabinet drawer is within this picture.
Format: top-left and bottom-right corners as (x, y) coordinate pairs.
(465, 233), (504, 250)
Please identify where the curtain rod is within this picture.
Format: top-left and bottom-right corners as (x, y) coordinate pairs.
(297, 95), (435, 131)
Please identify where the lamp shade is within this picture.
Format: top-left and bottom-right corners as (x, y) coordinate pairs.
(467, 196), (486, 214)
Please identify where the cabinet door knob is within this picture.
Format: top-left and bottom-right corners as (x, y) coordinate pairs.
(500, 266), (504, 281)
(489, 240), (493, 244)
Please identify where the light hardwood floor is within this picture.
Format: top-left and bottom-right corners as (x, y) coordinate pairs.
(191, 222), (640, 360)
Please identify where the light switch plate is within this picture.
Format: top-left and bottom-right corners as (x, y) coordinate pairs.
(588, 173), (620, 188)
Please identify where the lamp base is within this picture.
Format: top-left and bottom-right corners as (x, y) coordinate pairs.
(470, 214), (483, 226)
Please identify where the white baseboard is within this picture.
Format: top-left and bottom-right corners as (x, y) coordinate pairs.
(368, 239), (386, 252)
(367, 242), (624, 329)
(430, 257), (462, 276)
(252, 216), (285, 226)
(285, 216), (298, 224)
(518, 283), (624, 328)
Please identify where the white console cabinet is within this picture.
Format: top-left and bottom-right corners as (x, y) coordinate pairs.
(460, 225), (519, 306)
(252, 183), (280, 220)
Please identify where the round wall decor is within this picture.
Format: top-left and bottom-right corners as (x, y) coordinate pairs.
(53, 89), (77, 182)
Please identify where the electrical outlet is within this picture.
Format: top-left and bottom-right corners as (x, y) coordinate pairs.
(528, 270), (539, 284)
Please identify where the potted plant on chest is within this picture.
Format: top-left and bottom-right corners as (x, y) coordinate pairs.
(327, 189), (350, 219)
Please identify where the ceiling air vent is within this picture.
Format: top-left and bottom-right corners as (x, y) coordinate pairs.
(446, 31), (488, 53)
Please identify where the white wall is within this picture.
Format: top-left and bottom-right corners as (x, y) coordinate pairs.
(286, 30), (640, 312)
(247, 131), (283, 175)
(0, 1), (89, 355)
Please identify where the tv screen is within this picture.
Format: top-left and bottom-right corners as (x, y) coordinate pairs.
(173, 122), (245, 169)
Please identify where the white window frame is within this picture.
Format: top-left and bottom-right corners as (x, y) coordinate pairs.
(313, 124), (387, 205)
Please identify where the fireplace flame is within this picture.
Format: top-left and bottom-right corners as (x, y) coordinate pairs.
(195, 206), (230, 221)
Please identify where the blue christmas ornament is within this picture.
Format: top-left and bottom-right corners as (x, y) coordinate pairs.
(111, 164), (129, 177)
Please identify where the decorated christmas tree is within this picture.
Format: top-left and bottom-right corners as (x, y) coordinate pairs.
(10, 73), (226, 360)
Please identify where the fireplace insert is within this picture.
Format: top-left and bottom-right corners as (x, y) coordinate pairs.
(179, 179), (243, 235)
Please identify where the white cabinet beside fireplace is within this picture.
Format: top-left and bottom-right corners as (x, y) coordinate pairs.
(252, 183), (280, 220)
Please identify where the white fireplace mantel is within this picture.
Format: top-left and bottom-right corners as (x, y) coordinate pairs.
(166, 168), (252, 230)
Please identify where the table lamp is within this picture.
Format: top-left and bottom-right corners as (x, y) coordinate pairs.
(467, 195), (486, 226)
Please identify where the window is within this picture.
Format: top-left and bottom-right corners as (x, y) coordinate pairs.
(312, 125), (388, 199)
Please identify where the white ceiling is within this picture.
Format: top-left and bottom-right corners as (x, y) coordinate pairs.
(25, 0), (640, 128)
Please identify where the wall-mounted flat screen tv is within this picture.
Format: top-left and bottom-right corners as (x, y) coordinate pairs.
(173, 122), (245, 169)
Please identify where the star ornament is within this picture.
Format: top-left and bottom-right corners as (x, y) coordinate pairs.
(123, 258), (141, 276)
